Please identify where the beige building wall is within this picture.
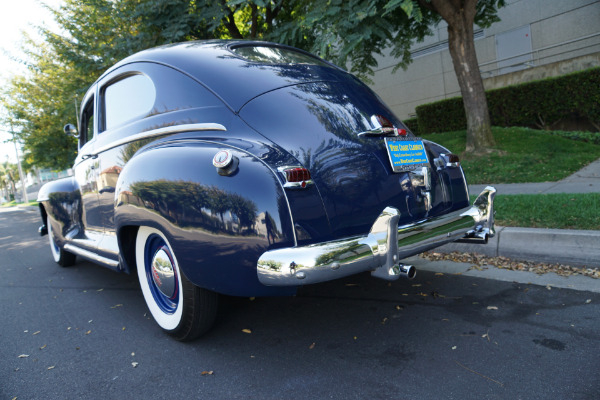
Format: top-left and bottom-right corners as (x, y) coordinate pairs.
(368, 0), (600, 120)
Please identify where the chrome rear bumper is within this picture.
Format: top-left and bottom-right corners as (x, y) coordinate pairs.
(257, 186), (496, 286)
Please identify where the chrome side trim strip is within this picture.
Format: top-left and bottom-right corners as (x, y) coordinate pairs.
(257, 186), (496, 286)
(65, 244), (120, 268)
(91, 123), (227, 155)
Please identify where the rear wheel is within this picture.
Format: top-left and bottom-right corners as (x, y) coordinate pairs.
(135, 226), (218, 341)
(47, 220), (76, 267)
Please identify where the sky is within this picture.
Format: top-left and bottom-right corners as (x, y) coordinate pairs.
(0, 0), (63, 164)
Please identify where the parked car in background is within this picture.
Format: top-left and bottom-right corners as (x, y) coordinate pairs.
(38, 40), (496, 341)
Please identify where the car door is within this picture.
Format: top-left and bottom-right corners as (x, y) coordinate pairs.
(72, 87), (104, 248)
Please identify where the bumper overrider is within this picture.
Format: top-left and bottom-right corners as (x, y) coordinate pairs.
(257, 186), (496, 286)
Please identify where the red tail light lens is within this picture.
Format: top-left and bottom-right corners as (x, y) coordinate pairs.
(278, 166), (313, 189)
(284, 167), (311, 183)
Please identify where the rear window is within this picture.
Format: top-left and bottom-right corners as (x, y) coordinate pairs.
(232, 45), (331, 67)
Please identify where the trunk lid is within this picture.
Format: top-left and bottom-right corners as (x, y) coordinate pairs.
(239, 78), (452, 239)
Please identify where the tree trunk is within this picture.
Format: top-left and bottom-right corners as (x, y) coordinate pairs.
(424, 0), (495, 153)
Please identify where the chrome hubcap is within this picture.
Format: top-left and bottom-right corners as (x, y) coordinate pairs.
(151, 248), (176, 298)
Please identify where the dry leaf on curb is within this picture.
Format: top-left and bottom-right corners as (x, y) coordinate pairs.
(18, 354), (29, 358)
(242, 329), (252, 334)
(381, 317), (388, 325)
(487, 306), (498, 310)
(86, 330), (92, 335)
(40, 345), (47, 350)
(201, 371), (214, 376)
(585, 299), (592, 304)
(309, 343), (316, 350)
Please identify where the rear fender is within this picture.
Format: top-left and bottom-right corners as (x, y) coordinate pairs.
(114, 141), (297, 297)
(37, 177), (83, 245)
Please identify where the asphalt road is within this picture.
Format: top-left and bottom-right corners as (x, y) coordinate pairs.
(1, 207), (599, 400)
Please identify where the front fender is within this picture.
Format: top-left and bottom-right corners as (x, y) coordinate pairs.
(114, 141), (296, 297)
(37, 176), (83, 244)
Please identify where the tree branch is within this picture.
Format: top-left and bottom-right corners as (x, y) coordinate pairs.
(219, 0), (243, 39)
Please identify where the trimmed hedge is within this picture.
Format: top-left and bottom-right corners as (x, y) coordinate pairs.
(415, 67), (600, 134)
(403, 117), (419, 135)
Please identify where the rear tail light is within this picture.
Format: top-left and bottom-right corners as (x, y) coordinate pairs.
(278, 166), (313, 189)
(446, 154), (460, 167)
(436, 153), (460, 168)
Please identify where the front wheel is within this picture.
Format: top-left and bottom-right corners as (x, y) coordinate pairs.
(135, 226), (219, 341)
(47, 220), (76, 267)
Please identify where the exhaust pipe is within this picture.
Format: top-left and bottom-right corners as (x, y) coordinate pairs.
(389, 264), (416, 280)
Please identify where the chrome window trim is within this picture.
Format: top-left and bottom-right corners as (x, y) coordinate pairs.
(89, 123), (227, 156)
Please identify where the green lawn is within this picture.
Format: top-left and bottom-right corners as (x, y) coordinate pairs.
(428, 126), (600, 230)
(481, 193), (600, 230)
(422, 126), (600, 184)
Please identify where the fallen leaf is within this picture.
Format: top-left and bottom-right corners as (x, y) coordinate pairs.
(122, 327), (126, 331)
(435, 272), (444, 276)
(487, 306), (498, 310)
(32, 331), (40, 335)
(111, 304), (123, 309)
(242, 329), (252, 334)
(249, 297), (255, 301)
(18, 354), (29, 358)
(395, 305), (404, 310)
(452, 346), (457, 350)
(309, 343), (316, 350)
(97, 288), (104, 292)
(201, 371), (214, 376)
(47, 366), (55, 370)
(585, 299), (592, 304)
(132, 362), (138, 368)
(88, 320), (93, 323)
(546, 285), (552, 290)
(85, 330), (92, 335)
(40, 345), (47, 350)
(381, 317), (388, 325)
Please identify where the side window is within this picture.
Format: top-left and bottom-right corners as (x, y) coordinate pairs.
(103, 74), (155, 131)
(80, 97), (95, 147)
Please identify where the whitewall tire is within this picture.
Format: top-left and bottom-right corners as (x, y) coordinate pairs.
(135, 226), (218, 340)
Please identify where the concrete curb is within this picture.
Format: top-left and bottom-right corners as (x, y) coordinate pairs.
(439, 226), (600, 268)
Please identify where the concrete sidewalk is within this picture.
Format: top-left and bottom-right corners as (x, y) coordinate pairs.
(446, 158), (600, 268)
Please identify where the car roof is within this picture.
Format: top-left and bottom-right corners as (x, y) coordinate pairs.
(99, 40), (348, 112)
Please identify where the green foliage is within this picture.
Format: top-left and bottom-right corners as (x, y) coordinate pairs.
(403, 117), (419, 135)
(422, 127), (600, 184)
(546, 129), (600, 145)
(3, 0), (507, 169)
(416, 68), (600, 135)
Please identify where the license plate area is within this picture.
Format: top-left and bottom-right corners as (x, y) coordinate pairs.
(385, 137), (429, 172)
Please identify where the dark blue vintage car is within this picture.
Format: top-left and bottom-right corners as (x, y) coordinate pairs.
(38, 40), (496, 340)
